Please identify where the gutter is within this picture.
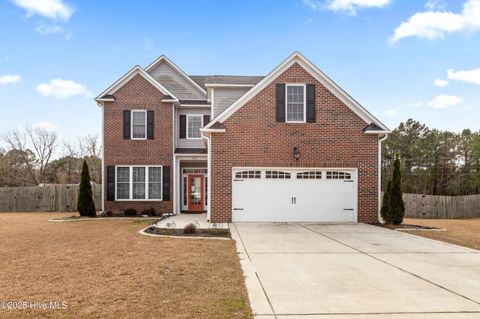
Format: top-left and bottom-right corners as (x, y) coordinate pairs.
(378, 134), (388, 222)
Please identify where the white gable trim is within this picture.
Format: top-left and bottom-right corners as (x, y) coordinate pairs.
(145, 55), (207, 96)
(204, 52), (388, 132)
(95, 66), (178, 102)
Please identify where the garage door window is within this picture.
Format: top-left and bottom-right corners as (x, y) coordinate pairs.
(235, 171), (261, 179)
(297, 171), (322, 179)
(326, 171), (351, 179)
(265, 171), (291, 179)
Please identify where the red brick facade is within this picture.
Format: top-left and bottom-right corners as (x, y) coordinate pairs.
(210, 62), (379, 223)
(103, 74), (174, 214)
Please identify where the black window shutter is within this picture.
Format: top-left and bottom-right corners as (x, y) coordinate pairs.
(162, 166), (170, 201)
(306, 84), (316, 123)
(203, 114), (210, 127)
(147, 110), (154, 139)
(179, 115), (186, 139)
(107, 165), (115, 201)
(276, 83), (286, 122)
(123, 110), (131, 139)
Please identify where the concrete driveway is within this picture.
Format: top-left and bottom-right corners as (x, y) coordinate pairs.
(231, 223), (480, 319)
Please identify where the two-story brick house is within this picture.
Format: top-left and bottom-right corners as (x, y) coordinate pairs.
(95, 52), (389, 223)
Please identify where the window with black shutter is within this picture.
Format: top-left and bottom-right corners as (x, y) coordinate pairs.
(179, 115), (186, 139)
(306, 84), (316, 123)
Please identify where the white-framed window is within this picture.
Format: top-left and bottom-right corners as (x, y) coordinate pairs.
(235, 171), (261, 179)
(187, 114), (203, 139)
(285, 84), (306, 123)
(115, 166), (162, 201)
(296, 171), (322, 179)
(116, 167), (130, 199)
(265, 171), (291, 179)
(326, 171), (352, 180)
(131, 110), (147, 139)
(148, 167), (162, 199)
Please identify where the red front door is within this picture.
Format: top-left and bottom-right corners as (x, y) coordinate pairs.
(188, 174), (204, 211)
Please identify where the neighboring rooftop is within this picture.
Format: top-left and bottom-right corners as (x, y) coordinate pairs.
(189, 75), (264, 89)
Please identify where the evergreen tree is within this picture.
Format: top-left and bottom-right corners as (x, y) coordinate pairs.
(380, 180), (391, 221)
(387, 156), (405, 224)
(77, 160), (96, 217)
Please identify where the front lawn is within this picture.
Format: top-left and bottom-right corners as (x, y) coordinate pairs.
(0, 213), (252, 319)
(404, 217), (480, 250)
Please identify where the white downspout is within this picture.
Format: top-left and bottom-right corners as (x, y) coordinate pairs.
(205, 134), (212, 222)
(100, 103), (105, 213)
(172, 103), (177, 214)
(378, 134), (388, 222)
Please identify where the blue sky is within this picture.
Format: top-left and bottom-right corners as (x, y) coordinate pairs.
(1, 0), (479, 148)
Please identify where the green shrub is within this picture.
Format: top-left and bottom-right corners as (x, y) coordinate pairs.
(380, 180), (391, 221)
(77, 160), (96, 217)
(183, 223), (197, 234)
(384, 156), (405, 225)
(124, 208), (137, 217)
(142, 208), (159, 217)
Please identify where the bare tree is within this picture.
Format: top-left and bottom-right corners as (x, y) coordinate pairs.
(62, 134), (102, 183)
(3, 127), (57, 185)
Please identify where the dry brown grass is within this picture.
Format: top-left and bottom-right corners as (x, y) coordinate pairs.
(404, 218), (480, 251)
(0, 213), (252, 319)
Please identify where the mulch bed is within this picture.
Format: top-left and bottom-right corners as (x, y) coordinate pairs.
(369, 222), (442, 231)
(144, 226), (231, 238)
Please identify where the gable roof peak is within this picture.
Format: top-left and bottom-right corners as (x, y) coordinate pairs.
(144, 54), (207, 96)
(95, 65), (178, 104)
(203, 51), (388, 132)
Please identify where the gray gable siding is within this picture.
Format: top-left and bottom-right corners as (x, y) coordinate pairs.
(175, 107), (210, 149)
(213, 87), (249, 118)
(148, 62), (205, 100)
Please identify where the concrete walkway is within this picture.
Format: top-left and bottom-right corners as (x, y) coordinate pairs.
(231, 223), (480, 319)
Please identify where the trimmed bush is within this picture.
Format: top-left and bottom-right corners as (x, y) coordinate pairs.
(380, 180), (391, 221)
(142, 208), (159, 217)
(77, 160), (96, 217)
(183, 223), (197, 234)
(387, 156), (405, 225)
(124, 208), (137, 217)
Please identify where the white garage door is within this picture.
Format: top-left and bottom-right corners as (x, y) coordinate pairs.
(232, 168), (357, 222)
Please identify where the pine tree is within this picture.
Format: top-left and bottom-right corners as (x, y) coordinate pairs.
(380, 180), (391, 221)
(387, 156), (405, 224)
(77, 160), (96, 217)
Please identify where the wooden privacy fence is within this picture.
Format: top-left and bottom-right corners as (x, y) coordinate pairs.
(402, 193), (480, 219)
(0, 184), (102, 212)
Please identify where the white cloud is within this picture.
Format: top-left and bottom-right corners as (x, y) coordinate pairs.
(390, 0), (480, 43)
(426, 0), (446, 11)
(447, 68), (480, 84)
(385, 109), (398, 117)
(427, 94), (462, 109)
(303, 0), (321, 10)
(303, 0), (390, 15)
(407, 101), (423, 108)
(0, 74), (21, 85)
(35, 23), (72, 38)
(33, 121), (58, 131)
(434, 79), (449, 87)
(11, 0), (73, 20)
(36, 79), (92, 99)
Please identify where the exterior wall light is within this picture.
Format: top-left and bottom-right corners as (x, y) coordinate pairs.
(293, 147), (300, 161)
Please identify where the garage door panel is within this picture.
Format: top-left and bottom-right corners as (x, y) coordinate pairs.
(233, 179), (292, 219)
(294, 180), (355, 221)
(232, 168), (356, 223)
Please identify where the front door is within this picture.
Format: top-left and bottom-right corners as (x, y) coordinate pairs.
(188, 174), (204, 211)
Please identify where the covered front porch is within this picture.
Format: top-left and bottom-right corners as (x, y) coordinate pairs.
(173, 153), (209, 216)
